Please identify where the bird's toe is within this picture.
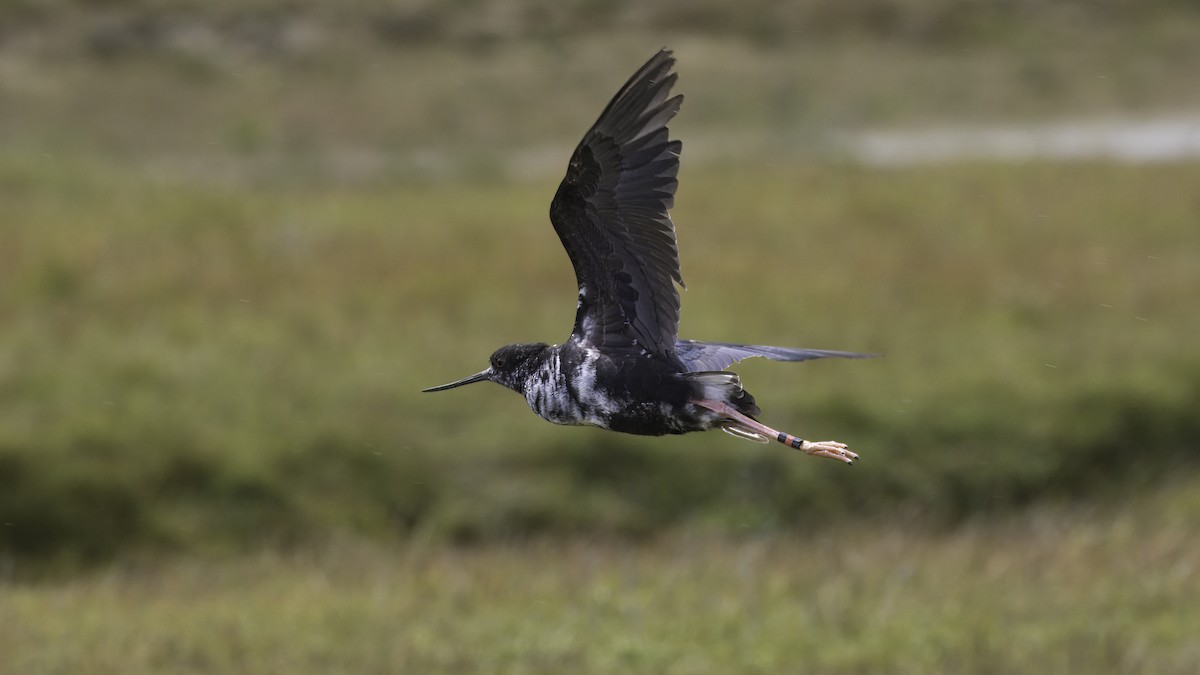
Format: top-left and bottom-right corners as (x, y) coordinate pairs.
(801, 440), (859, 465)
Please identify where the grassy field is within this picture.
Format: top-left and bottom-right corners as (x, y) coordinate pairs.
(4, 477), (1199, 673)
(2, 3), (1200, 671)
(6, 1), (1200, 167)
(4, 155), (1199, 567)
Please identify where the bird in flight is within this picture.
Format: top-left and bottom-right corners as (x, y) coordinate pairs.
(424, 49), (873, 463)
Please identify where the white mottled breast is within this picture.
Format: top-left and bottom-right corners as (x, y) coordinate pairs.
(524, 342), (619, 428)
(567, 344), (621, 427)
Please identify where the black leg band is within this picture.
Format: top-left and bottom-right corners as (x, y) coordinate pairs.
(777, 432), (805, 449)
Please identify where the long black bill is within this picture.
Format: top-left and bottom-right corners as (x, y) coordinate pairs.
(422, 369), (492, 393)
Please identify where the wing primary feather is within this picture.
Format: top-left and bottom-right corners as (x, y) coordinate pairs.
(549, 49), (686, 360)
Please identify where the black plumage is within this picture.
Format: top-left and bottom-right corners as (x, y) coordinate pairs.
(424, 49), (873, 464)
(550, 50), (684, 359)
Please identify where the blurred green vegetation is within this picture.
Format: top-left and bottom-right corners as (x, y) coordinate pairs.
(5, 0), (1200, 164)
(4, 483), (1200, 673)
(3, 155), (1198, 569)
(2, 0), (1200, 575)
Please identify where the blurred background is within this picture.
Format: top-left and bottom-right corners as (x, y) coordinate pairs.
(2, 1), (1199, 672)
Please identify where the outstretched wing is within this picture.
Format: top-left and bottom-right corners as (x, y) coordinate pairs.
(676, 339), (878, 373)
(549, 49), (684, 359)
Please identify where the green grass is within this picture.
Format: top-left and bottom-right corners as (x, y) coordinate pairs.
(6, 1), (1200, 167)
(2, 6), (1199, 670)
(4, 476), (1199, 674)
(2, 0), (1200, 559)
(3, 155), (1199, 566)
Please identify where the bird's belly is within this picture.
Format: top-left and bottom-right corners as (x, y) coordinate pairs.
(526, 386), (685, 434)
(605, 401), (716, 436)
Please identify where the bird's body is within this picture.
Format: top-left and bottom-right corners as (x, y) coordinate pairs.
(425, 49), (873, 463)
(484, 339), (741, 437)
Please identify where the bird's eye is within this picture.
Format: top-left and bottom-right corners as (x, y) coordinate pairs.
(493, 356), (505, 368)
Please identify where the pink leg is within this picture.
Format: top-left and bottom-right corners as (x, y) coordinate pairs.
(694, 399), (859, 465)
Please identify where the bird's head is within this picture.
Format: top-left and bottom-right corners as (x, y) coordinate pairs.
(422, 343), (550, 394)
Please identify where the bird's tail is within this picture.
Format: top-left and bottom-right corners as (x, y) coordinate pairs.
(681, 371), (769, 443)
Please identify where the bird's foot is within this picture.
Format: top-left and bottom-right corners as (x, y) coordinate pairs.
(797, 440), (858, 465)
(775, 431), (858, 464)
